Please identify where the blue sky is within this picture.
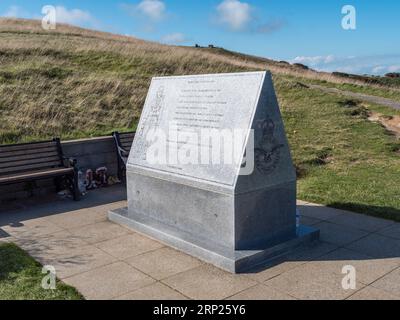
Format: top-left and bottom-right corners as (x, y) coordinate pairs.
(1, 0), (399, 75)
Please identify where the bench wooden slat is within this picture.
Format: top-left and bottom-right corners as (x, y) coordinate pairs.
(121, 142), (133, 148)
(0, 151), (59, 164)
(0, 167), (73, 184)
(0, 160), (62, 175)
(0, 138), (80, 201)
(120, 140), (134, 146)
(119, 133), (135, 139)
(121, 141), (132, 148)
(0, 141), (57, 153)
(120, 135), (135, 140)
(0, 156), (61, 169)
(0, 147), (59, 159)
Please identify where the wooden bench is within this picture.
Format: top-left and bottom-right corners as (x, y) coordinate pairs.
(112, 131), (135, 181)
(0, 138), (81, 201)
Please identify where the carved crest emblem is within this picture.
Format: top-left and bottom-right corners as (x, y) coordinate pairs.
(254, 118), (284, 175)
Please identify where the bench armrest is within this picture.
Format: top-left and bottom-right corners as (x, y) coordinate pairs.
(116, 146), (129, 165)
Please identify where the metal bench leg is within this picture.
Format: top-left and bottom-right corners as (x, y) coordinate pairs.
(72, 170), (81, 201)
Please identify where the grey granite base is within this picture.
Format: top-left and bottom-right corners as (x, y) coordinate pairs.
(108, 207), (320, 273)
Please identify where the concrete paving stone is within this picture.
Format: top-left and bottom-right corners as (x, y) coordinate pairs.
(45, 209), (107, 230)
(91, 201), (128, 215)
(247, 241), (338, 282)
(370, 268), (400, 297)
(280, 259), (365, 289)
(297, 203), (346, 221)
(300, 216), (323, 226)
(378, 224), (400, 240)
(346, 233), (400, 259)
(326, 212), (394, 233)
(265, 269), (363, 300)
(313, 247), (400, 285)
(314, 221), (369, 246)
(0, 234), (15, 244)
(227, 284), (296, 300)
(126, 247), (203, 280)
(115, 282), (188, 300)
(45, 244), (117, 279)
(1, 217), (63, 239)
(64, 262), (155, 300)
(162, 265), (258, 300)
(68, 221), (131, 244)
(347, 286), (400, 300)
(2, 186), (400, 300)
(13, 230), (89, 262)
(95, 233), (164, 260)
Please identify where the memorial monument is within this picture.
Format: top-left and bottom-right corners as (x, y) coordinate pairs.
(109, 71), (319, 273)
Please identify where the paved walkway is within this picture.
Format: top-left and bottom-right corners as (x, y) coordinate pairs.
(1, 186), (400, 300)
(310, 84), (400, 110)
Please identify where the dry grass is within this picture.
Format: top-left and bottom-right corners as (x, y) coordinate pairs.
(0, 17), (399, 144)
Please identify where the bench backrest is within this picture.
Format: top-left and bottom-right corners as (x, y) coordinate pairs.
(0, 139), (63, 176)
(114, 132), (135, 153)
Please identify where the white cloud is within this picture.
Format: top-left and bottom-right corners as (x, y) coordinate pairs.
(216, 0), (252, 31)
(161, 32), (188, 44)
(1, 5), (97, 28)
(293, 55), (338, 66)
(138, 0), (165, 21)
(1, 5), (30, 18)
(372, 65), (400, 74)
(291, 54), (400, 75)
(214, 0), (285, 33)
(54, 6), (95, 26)
(124, 0), (166, 21)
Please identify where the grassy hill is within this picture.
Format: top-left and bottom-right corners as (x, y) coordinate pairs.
(1, 18), (399, 220)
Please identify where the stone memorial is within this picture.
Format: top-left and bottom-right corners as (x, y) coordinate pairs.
(109, 71), (319, 273)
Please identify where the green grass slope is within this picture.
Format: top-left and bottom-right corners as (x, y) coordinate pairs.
(0, 243), (83, 300)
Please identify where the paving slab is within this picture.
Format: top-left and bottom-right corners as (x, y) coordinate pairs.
(1, 217), (63, 239)
(300, 216), (323, 226)
(162, 265), (258, 300)
(326, 212), (394, 233)
(247, 241), (338, 282)
(313, 247), (400, 285)
(314, 221), (369, 246)
(0, 234), (14, 243)
(68, 221), (131, 245)
(95, 233), (164, 260)
(378, 224), (400, 240)
(64, 262), (155, 300)
(1, 187), (400, 300)
(43, 244), (118, 279)
(126, 247), (203, 280)
(265, 269), (364, 300)
(116, 283), (188, 300)
(13, 230), (89, 262)
(227, 284), (296, 300)
(346, 233), (400, 259)
(347, 286), (400, 300)
(297, 202), (346, 221)
(370, 268), (400, 297)
(45, 208), (107, 230)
